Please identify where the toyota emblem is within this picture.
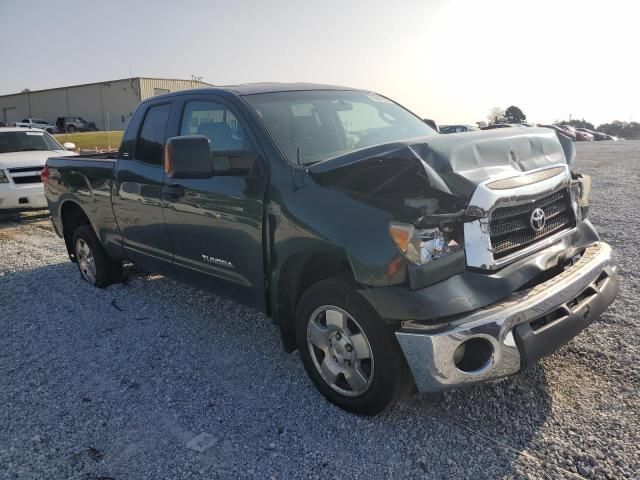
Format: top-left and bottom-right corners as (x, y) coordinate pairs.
(530, 208), (546, 232)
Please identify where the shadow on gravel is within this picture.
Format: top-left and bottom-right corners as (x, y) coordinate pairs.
(1, 261), (555, 479)
(0, 209), (50, 226)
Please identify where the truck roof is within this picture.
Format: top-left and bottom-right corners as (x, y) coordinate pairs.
(224, 82), (358, 95)
(145, 82), (360, 103)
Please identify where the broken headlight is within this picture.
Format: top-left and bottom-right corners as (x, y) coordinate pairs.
(389, 221), (462, 265)
(0, 170), (8, 184)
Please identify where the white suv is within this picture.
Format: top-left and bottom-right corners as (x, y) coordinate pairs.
(0, 128), (77, 211)
(15, 118), (57, 133)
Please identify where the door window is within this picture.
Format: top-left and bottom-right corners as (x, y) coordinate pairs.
(136, 103), (171, 165)
(180, 101), (248, 152)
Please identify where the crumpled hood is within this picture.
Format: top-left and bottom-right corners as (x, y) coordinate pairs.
(309, 127), (573, 203)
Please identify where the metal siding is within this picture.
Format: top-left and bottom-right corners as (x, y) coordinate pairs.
(0, 94), (30, 125)
(139, 78), (211, 100)
(0, 78), (212, 130)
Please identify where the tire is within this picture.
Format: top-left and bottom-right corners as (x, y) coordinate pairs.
(295, 276), (413, 415)
(71, 225), (122, 288)
(66, 125), (76, 133)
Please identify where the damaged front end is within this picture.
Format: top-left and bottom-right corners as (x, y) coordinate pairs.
(309, 144), (471, 288)
(309, 127), (592, 288)
(307, 127), (616, 394)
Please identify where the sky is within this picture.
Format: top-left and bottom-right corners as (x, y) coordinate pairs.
(1, 0), (638, 126)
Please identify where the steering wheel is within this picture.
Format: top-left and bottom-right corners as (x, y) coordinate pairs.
(355, 127), (397, 149)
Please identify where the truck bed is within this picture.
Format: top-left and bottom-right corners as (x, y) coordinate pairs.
(45, 155), (121, 256)
(48, 152), (118, 165)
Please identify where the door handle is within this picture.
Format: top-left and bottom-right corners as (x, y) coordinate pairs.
(163, 183), (185, 199)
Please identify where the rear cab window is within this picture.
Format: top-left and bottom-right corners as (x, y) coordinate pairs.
(133, 103), (171, 165)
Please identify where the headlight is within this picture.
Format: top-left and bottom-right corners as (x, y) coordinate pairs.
(389, 221), (461, 265)
(0, 170), (8, 184)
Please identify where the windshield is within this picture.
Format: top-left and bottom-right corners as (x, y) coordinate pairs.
(244, 90), (437, 164)
(0, 131), (64, 154)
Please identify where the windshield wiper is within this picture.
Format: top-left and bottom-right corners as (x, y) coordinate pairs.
(17, 148), (43, 152)
(296, 146), (303, 166)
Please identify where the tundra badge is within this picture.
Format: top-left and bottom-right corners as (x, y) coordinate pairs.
(202, 255), (234, 269)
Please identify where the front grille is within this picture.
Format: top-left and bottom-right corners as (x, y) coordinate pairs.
(490, 189), (575, 259)
(8, 167), (42, 173)
(7, 166), (43, 185)
(12, 175), (42, 184)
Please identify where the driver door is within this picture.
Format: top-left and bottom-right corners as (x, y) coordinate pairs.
(162, 97), (269, 310)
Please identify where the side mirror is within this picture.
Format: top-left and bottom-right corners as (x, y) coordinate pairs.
(63, 142), (76, 150)
(164, 135), (213, 179)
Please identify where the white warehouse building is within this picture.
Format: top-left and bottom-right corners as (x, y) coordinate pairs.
(0, 77), (212, 131)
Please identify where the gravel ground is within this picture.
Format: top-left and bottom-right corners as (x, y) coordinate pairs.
(1, 141), (639, 480)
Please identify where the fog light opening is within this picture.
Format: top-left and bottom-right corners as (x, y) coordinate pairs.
(454, 338), (494, 373)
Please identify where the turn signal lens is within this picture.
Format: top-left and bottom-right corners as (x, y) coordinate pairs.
(389, 223), (413, 253)
(389, 221), (461, 265)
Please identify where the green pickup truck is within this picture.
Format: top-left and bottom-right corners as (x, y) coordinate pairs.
(43, 84), (618, 415)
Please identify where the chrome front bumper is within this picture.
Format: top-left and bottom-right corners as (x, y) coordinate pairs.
(395, 241), (618, 393)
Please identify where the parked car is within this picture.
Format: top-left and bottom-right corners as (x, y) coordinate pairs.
(55, 116), (98, 133)
(423, 118), (439, 132)
(43, 84), (617, 415)
(481, 123), (531, 130)
(0, 128), (76, 211)
(558, 125), (593, 141)
(538, 124), (577, 140)
(15, 118), (57, 133)
(440, 124), (479, 134)
(575, 128), (609, 141)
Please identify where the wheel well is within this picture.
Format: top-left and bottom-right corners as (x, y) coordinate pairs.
(60, 202), (91, 261)
(277, 253), (353, 352)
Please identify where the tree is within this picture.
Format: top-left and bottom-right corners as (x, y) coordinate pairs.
(504, 105), (527, 124)
(557, 119), (595, 130)
(21, 88), (31, 93)
(487, 107), (505, 125)
(596, 121), (640, 139)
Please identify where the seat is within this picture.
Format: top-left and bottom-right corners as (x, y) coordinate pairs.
(290, 115), (344, 159)
(197, 122), (235, 151)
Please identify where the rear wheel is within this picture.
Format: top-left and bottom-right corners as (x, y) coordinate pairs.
(296, 276), (413, 415)
(72, 225), (122, 288)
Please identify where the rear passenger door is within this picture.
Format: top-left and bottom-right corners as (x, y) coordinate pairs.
(112, 101), (174, 274)
(161, 97), (269, 309)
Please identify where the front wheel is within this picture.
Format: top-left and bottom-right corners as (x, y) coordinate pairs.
(72, 225), (122, 288)
(296, 276), (413, 415)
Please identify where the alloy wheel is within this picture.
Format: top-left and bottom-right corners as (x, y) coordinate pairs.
(306, 305), (374, 397)
(76, 238), (97, 283)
